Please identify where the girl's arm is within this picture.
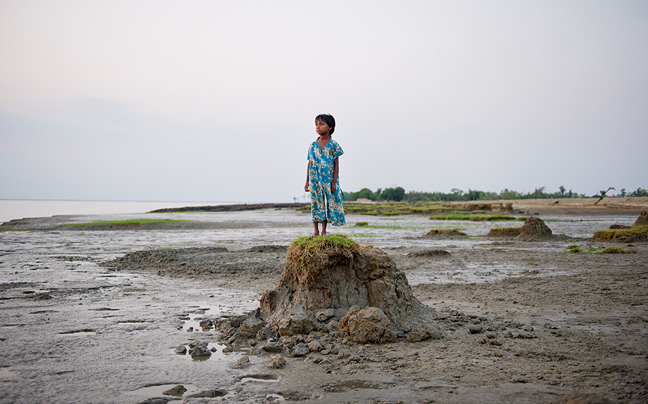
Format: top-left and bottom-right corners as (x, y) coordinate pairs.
(305, 162), (310, 192)
(331, 157), (339, 193)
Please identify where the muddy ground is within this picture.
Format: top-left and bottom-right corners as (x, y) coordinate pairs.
(1, 200), (647, 403)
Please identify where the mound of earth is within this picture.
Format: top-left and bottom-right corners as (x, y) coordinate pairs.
(488, 227), (521, 238)
(516, 217), (555, 241)
(423, 229), (467, 238)
(259, 236), (439, 343)
(632, 211), (648, 227)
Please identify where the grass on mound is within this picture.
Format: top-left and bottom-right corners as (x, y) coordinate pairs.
(424, 228), (468, 237)
(487, 227), (521, 237)
(600, 246), (633, 254)
(63, 219), (188, 227)
(289, 235), (360, 275)
(592, 225), (648, 243)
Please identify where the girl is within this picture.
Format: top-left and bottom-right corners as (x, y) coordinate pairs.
(304, 113), (346, 237)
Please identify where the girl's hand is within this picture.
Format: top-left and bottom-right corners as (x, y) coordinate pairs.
(304, 183), (310, 192)
(331, 182), (336, 193)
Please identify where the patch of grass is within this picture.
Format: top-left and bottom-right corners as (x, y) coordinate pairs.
(354, 222), (369, 227)
(352, 224), (408, 230)
(349, 233), (379, 238)
(567, 244), (583, 253)
(429, 214), (472, 221)
(63, 219), (188, 227)
(470, 210), (486, 214)
(470, 214), (517, 221)
(487, 227), (521, 237)
(288, 235), (360, 274)
(593, 225), (648, 243)
(600, 246), (631, 254)
(429, 213), (517, 222)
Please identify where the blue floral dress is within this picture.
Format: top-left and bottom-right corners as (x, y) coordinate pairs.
(308, 139), (346, 225)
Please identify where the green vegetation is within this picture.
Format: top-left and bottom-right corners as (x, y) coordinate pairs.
(63, 219), (188, 227)
(593, 226), (648, 243)
(567, 245), (584, 253)
(429, 213), (517, 221)
(344, 185), (648, 202)
(288, 235), (359, 274)
(351, 222), (407, 230)
(600, 246), (631, 254)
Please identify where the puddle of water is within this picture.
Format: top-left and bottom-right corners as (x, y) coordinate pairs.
(58, 329), (98, 336)
(128, 383), (200, 398)
(238, 374), (279, 383)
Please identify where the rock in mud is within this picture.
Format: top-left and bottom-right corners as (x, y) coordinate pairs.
(516, 217), (555, 241)
(189, 343), (212, 360)
(236, 356), (250, 368)
(162, 385), (186, 397)
(174, 345), (187, 355)
(405, 327), (433, 342)
(259, 236), (437, 341)
(267, 356), (286, 369)
(339, 306), (397, 344)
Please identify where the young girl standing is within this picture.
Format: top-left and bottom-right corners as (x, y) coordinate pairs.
(304, 113), (346, 237)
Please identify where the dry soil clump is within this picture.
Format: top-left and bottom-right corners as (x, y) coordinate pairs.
(516, 216), (556, 241)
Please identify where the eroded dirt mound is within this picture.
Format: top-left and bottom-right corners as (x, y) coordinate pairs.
(260, 236), (438, 343)
(516, 217), (555, 241)
(632, 211), (648, 227)
(423, 229), (467, 238)
(488, 227), (521, 238)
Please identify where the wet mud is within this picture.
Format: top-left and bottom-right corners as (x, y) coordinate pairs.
(0, 206), (647, 403)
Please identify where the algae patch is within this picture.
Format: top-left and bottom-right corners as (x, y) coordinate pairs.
(63, 219), (188, 227)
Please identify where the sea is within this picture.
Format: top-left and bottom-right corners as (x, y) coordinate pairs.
(0, 199), (232, 224)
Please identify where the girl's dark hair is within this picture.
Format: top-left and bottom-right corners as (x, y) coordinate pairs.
(315, 114), (336, 136)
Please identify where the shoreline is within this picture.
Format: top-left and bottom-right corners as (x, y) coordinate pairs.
(0, 208), (646, 403)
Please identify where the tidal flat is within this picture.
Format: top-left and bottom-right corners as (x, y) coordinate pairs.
(0, 201), (647, 403)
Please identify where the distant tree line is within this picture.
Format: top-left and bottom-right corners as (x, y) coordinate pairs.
(343, 186), (648, 202)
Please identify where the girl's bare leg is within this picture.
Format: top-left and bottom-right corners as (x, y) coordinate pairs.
(321, 221), (328, 237)
(312, 222), (320, 237)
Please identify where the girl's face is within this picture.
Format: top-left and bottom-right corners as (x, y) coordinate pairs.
(315, 119), (332, 136)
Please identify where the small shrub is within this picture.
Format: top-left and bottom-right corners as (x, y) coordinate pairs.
(567, 245), (583, 253)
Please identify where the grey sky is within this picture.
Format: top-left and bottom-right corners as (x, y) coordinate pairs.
(1, 0), (647, 202)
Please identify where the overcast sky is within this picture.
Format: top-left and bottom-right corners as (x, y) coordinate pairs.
(1, 0), (647, 203)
